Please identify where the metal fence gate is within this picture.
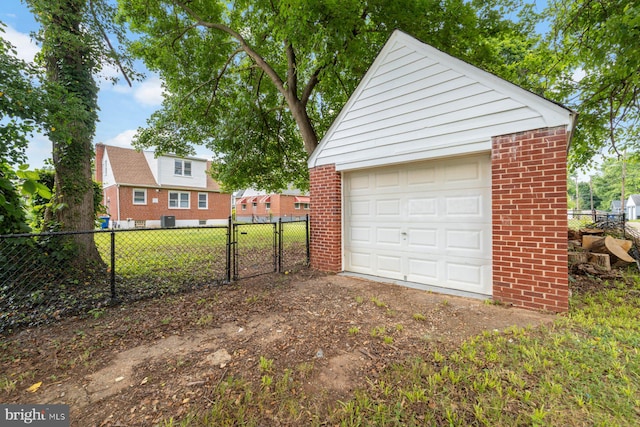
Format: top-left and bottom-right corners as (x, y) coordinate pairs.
(232, 217), (310, 280)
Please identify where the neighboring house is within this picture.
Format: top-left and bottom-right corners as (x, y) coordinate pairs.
(610, 200), (623, 214)
(95, 144), (231, 228)
(234, 189), (310, 223)
(626, 195), (640, 220)
(308, 30), (576, 313)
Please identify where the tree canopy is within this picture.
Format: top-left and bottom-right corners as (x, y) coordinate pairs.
(545, 0), (640, 169)
(119, 0), (549, 191)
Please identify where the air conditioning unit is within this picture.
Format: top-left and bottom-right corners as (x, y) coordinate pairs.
(160, 215), (176, 228)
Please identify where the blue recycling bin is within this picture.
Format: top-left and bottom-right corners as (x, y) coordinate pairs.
(99, 216), (110, 229)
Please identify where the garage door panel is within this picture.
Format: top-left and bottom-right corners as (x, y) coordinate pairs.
(444, 194), (484, 216)
(376, 227), (403, 245)
(376, 254), (403, 278)
(376, 199), (401, 216)
(349, 226), (371, 244)
(407, 258), (439, 282)
(445, 262), (492, 293)
(344, 154), (492, 295)
(349, 199), (371, 216)
(348, 251), (372, 270)
(407, 167), (436, 186)
(348, 174), (371, 192)
(407, 228), (438, 249)
(407, 197), (438, 216)
(375, 171), (401, 189)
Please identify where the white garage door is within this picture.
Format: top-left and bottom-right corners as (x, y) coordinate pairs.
(344, 154), (492, 295)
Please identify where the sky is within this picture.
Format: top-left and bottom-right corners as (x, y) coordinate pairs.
(0, 0), (214, 169)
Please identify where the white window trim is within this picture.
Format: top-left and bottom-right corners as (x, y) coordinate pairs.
(174, 159), (193, 177)
(294, 203), (301, 210)
(198, 192), (208, 209)
(133, 188), (147, 205)
(169, 191), (190, 209)
(265, 202), (271, 210)
(241, 204), (247, 211)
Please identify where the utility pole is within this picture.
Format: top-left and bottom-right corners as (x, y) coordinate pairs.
(590, 176), (594, 211)
(621, 152), (626, 219)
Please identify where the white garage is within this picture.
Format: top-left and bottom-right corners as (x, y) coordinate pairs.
(308, 30), (576, 311)
(344, 155), (492, 294)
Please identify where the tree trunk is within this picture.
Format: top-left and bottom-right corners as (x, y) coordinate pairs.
(38, 0), (104, 267)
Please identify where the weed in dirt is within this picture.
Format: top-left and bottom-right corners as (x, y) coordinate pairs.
(412, 313), (426, 321)
(370, 296), (387, 308)
(354, 296), (364, 304)
(195, 314), (214, 326)
(348, 326), (360, 335)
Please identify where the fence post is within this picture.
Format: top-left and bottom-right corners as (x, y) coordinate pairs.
(305, 214), (310, 266)
(110, 230), (116, 300)
(277, 218), (283, 273)
(226, 216), (232, 283)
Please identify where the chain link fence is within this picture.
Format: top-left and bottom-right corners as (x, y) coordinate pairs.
(0, 217), (309, 334)
(568, 211), (626, 232)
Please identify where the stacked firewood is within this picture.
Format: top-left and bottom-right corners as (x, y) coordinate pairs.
(568, 229), (636, 272)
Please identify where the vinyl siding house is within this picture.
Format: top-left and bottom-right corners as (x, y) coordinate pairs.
(627, 195), (640, 220)
(308, 30), (576, 313)
(95, 144), (231, 228)
(235, 189), (310, 223)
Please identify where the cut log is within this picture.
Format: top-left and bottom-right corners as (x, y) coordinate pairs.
(582, 235), (632, 251)
(588, 253), (611, 271)
(568, 251), (588, 265)
(590, 236), (635, 265)
(581, 228), (604, 235)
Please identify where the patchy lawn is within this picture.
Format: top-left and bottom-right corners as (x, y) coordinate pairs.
(1, 269), (638, 426)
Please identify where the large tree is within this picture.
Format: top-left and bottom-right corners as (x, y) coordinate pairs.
(26, 0), (136, 262)
(545, 0), (640, 169)
(119, 0), (547, 191)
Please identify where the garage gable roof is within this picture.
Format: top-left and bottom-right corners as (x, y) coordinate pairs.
(308, 30), (576, 171)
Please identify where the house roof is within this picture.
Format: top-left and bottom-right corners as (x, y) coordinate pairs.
(308, 30), (577, 171)
(628, 194), (640, 206)
(103, 145), (221, 192)
(106, 145), (157, 187)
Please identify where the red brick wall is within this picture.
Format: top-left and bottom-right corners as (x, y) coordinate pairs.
(106, 185), (230, 223)
(492, 126), (569, 312)
(235, 194), (310, 220)
(309, 165), (342, 272)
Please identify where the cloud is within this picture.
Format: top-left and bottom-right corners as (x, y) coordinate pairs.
(111, 75), (164, 108)
(133, 76), (164, 107)
(104, 129), (137, 148)
(2, 25), (39, 63)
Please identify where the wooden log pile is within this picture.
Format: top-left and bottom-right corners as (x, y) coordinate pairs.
(568, 229), (636, 272)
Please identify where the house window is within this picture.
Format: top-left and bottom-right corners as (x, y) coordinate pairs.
(198, 193), (208, 209)
(252, 202), (257, 208)
(303, 203), (310, 210)
(294, 203), (301, 210)
(169, 191), (190, 209)
(133, 188), (147, 205)
(265, 202), (271, 210)
(174, 159), (192, 177)
(241, 204), (246, 211)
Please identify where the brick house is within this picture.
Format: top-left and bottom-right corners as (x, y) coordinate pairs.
(234, 189), (310, 223)
(95, 144), (231, 228)
(307, 30), (577, 312)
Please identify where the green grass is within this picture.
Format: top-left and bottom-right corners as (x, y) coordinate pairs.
(162, 272), (640, 426)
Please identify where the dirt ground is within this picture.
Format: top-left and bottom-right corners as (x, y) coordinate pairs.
(1, 270), (556, 426)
